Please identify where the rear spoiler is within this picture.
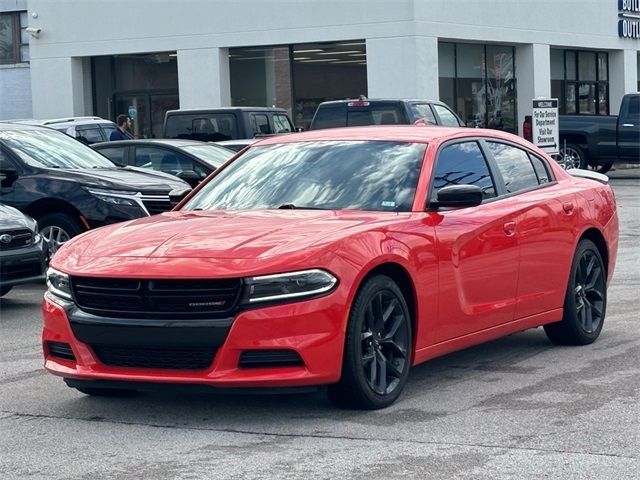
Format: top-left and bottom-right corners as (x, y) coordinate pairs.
(567, 168), (609, 184)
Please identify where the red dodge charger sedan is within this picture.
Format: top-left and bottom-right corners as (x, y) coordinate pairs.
(42, 126), (618, 409)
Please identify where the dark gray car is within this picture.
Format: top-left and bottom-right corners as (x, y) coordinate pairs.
(0, 203), (46, 297)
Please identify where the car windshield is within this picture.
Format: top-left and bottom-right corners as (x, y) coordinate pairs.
(183, 140), (426, 212)
(0, 128), (116, 169)
(181, 144), (234, 168)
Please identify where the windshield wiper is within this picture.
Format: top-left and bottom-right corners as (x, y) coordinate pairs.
(277, 204), (330, 210)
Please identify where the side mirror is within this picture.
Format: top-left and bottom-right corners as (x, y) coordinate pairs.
(433, 185), (483, 209)
(169, 187), (192, 206)
(0, 162), (18, 188)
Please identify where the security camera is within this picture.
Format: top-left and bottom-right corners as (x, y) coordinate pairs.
(25, 27), (41, 38)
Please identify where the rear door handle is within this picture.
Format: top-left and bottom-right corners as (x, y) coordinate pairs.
(563, 202), (574, 214)
(503, 221), (516, 236)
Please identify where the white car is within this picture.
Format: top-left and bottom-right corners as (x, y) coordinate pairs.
(11, 117), (118, 145)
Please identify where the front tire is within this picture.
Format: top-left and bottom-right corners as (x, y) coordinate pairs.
(544, 239), (607, 345)
(328, 275), (412, 410)
(38, 213), (84, 258)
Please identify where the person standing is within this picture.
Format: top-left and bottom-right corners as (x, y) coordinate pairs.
(110, 115), (134, 141)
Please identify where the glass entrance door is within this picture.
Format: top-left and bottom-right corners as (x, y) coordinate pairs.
(114, 92), (178, 139)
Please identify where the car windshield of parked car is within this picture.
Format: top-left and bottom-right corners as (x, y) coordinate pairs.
(183, 140), (426, 212)
(181, 144), (234, 168)
(0, 128), (116, 169)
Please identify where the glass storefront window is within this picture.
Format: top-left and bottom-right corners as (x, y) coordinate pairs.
(229, 46), (292, 113)
(456, 44), (486, 128)
(229, 41), (367, 130)
(487, 46), (516, 132)
(578, 52), (597, 82)
(438, 42), (517, 134)
(551, 49), (608, 115)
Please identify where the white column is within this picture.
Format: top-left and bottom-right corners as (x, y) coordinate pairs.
(31, 57), (89, 118)
(177, 48), (230, 108)
(515, 43), (551, 136)
(609, 49), (638, 113)
(366, 36), (439, 99)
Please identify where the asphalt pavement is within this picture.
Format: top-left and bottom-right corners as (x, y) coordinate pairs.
(0, 166), (638, 479)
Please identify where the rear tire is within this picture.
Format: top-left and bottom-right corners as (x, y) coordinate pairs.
(38, 213), (84, 259)
(328, 275), (412, 410)
(544, 239), (606, 345)
(0, 285), (12, 297)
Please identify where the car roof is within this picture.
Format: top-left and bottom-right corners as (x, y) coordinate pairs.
(253, 125), (525, 146)
(317, 98), (445, 106)
(6, 117), (115, 127)
(165, 107), (287, 114)
(92, 139), (234, 149)
(0, 122), (58, 131)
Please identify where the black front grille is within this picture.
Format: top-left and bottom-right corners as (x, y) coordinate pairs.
(0, 256), (43, 282)
(71, 277), (242, 318)
(140, 194), (173, 215)
(92, 344), (216, 370)
(47, 341), (76, 362)
(0, 229), (33, 250)
(239, 350), (304, 369)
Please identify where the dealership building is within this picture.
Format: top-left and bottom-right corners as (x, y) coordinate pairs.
(1, 0), (639, 137)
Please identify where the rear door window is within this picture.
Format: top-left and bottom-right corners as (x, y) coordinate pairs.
(75, 126), (104, 145)
(486, 142), (540, 193)
(164, 114), (238, 141)
(432, 105), (462, 126)
(251, 114), (271, 135)
(273, 114), (293, 133)
(409, 103), (437, 124)
(96, 146), (126, 165)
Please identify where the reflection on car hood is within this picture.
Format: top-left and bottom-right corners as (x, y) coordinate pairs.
(53, 209), (409, 274)
(43, 167), (189, 191)
(0, 203), (37, 231)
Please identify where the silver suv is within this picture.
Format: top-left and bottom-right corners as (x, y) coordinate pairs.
(15, 117), (118, 145)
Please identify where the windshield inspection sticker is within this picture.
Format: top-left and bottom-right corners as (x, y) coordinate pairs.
(381, 201), (396, 208)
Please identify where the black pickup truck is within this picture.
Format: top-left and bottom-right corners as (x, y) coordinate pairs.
(309, 97), (464, 130)
(557, 93), (640, 173)
(163, 107), (295, 141)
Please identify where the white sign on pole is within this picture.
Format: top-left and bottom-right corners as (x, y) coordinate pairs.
(532, 99), (559, 154)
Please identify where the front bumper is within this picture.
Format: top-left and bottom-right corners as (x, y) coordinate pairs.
(42, 290), (348, 388)
(0, 240), (46, 287)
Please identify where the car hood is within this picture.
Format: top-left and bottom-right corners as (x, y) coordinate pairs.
(43, 167), (188, 192)
(0, 203), (37, 231)
(54, 210), (411, 275)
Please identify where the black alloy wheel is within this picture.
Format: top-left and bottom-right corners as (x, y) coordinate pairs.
(328, 275), (412, 409)
(544, 239), (607, 345)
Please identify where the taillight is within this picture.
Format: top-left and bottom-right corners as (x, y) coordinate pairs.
(523, 115), (532, 142)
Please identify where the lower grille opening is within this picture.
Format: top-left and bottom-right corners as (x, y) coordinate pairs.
(92, 345), (216, 370)
(47, 342), (76, 362)
(238, 350), (304, 369)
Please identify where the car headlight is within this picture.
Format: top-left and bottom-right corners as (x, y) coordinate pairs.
(85, 187), (139, 207)
(241, 269), (338, 305)
(46, 267), (73, 301)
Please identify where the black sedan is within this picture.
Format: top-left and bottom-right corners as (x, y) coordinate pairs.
(93, 139), (234, 187)
(0, 203), (46, 296)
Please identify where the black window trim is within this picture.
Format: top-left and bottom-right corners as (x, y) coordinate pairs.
(480, 139), (558, 199)
(426, 137), (501, 211)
